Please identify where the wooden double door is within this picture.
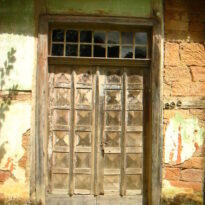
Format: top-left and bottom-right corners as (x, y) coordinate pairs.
(47, 64), (146, 205)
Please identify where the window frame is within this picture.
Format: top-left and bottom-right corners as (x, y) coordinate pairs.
(34, 15), (163, 205)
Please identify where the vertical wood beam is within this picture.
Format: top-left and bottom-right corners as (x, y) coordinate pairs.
(151, 0), (164, 205)
(35, 16), (49, 205)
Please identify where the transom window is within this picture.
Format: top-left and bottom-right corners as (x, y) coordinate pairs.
(51, 29), (148, 59)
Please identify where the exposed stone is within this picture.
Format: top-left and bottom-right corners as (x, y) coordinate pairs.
(190, 66), (205, 82)
(0, 171), (10, 184)
(180, 43), (205, 66)
(164, 66), (191, 82)
(181, 169), (203, 182)
(169, 180), (202, 192)
(172, 157), (205, 169)
(164, 168), (180, 181)
(172, 82), (205, 96)
(164, 43), (180, 66)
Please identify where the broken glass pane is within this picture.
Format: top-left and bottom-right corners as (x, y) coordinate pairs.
(107, 31), (119, 44)
(94, 31), (106, 43)
(121, 46), (133, 58)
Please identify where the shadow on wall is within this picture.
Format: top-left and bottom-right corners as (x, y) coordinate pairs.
(0, 48), (18, 128)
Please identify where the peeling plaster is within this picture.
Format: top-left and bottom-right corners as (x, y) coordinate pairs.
(0, 101), (31, 186)
(165, 113), (204, 165)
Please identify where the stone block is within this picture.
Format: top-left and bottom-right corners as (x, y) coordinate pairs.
(164, 168), (180, 181)
(180, 43), (205, 66)
(165, 43), (180, 66)
(190, 66), (205, 82)
(164, 66), (191, 82)
(170, 180), (202, 192)
(181, 169), (203, 182)
(172, 82), (205, 96)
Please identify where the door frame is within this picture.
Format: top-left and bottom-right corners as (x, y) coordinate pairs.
(33, 14), (163, 205)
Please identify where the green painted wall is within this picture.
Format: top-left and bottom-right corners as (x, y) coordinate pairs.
(46, 0), (152, 17)
(0, 0), (35, 35)
(0, 0), (35, 90)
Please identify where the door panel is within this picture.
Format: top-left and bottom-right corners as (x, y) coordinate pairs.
(47, 65), (144, 204)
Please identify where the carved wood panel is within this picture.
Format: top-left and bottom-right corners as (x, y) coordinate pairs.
(48, 65), (144, 203)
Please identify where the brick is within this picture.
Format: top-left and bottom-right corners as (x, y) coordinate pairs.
(190, 66), (205, 82)
(181, 157), (204, 169)
(164, 66), (191, 82)
(181, 169), (203, 182)
(0, 170), (10, 184)
(164, 168), (180, 181)
(165, 43), (180, 66)
(170, 180), (202, 192)
(172, 82), (205, 96)
(180, 43), (205, 66)
(189, 22), (205, 32)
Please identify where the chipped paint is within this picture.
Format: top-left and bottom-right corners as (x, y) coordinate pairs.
(165, 113), (204, 165)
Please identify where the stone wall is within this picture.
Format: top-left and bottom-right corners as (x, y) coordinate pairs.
(162, 0), (205, 204)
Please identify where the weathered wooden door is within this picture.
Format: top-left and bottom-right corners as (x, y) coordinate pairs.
(47, 65), (145, 205)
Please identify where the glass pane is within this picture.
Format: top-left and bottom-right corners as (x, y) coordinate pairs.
(135, 32), (147, 45)
(107, 31), (119, 44)
(121, 46), (133, 58)
(94, 45), (105, 57)
(66, 30), (78, 42)
(108, 46), (119, 58)
(135, 47), (146, 59)
(52, 29), (64, 42)
(122, 32), (133, 44)
(52, 44), (64, 56)
(80, 45), (91, 57)
(80, 31), (92, 43)
(94, 31), (105, 43)
(66, 44), (78, 56)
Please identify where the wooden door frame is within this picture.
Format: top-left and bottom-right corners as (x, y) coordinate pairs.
(33, 14), (163, 205)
